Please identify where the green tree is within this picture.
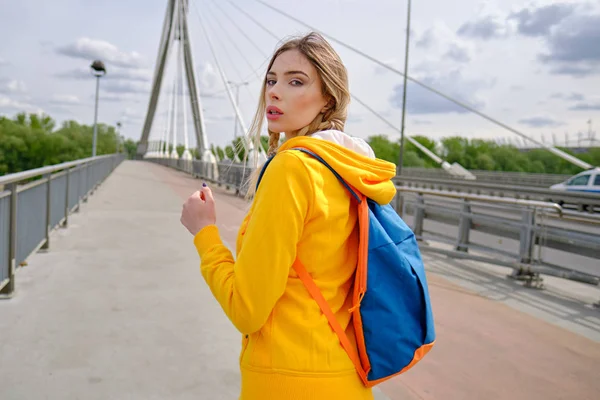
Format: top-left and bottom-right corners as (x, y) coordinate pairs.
(231, 137), (246, 161)
(403, 151), (425, 167)
(224, 145), (235, 160)
(123, 139), (138, 160)
(367, 135), (400, 164)
(260, 135), (269, 152)
(404, 135), (439, 168)
(215, 146), (225, 160)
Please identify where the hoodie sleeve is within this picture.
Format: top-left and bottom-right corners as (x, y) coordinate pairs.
(193, 151), (312, 334)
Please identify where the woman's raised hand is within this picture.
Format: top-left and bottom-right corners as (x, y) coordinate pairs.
(180, 183), (217, 236)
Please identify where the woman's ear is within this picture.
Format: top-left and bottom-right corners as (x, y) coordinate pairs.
(321, 97), (335, 114)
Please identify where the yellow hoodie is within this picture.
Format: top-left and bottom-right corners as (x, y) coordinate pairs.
(194, 132), (397, 400)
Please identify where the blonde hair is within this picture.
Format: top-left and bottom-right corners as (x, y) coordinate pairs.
(244, 32), (350, 197)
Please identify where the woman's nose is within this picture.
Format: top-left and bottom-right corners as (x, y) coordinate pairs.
(267, 86), (280, 101)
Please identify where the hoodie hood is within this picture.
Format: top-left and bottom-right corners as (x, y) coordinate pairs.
(311, 130), (376, 159)
(278, 130), (397, 205)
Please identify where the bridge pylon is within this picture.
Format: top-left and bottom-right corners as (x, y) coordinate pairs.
(137, 0), (213, 166)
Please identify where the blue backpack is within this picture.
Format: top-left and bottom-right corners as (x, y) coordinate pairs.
(257, 148), (435, 387)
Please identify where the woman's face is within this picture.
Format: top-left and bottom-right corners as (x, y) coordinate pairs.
(265, 49), (329, 138)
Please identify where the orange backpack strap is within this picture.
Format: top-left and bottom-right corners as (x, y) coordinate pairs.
(292, 259), (367, 382)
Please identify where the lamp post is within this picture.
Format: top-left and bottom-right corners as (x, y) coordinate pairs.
(90, 60), (107, 157)
(227, 80), (249, 138)
(116, 121), (122, 153)
(397, 0), (412, 176)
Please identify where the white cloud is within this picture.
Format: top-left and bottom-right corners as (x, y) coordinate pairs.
(0, 79), (27, 94)
(413, 21), (475, 66)
(389, 68), (493, 115)
(0, 94), (43, 114)
(508, 2), (576, 37)
(99, 92), (143, 103)
(457, 1), (510, 39)
(204, 114), (235, 124)
(199, 62), (219, 90)
(1, 0), (599, 146)
(55, 66), (152, 82)
(50, 94), (81, 105)
(55, 37), (145, 69)
(373, 59), (402, 75)
(110, 67), (153, 82)
(539, 12), (600, 76)
(102, 80), (150, 95)
(518, 116), (565, 128)
(118, 107), (145, 124)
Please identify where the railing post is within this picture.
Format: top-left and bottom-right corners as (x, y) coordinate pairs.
(75, 165), (81, 212)
(519, 208), (535, 263)
(64, 168), (70, 227)
(456, 200), (471, 252)
(41, 173), (51, 250)
(83, 163), (89, 203)
(413, 194), (425, 239)
(395, 192), (404, 217)
(1, 183), (18, 297)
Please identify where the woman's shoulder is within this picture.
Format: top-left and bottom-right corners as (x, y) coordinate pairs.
(266, 149), (313, 177)
(258, 150), (315, 193)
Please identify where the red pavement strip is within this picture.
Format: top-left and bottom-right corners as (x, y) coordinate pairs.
(153, 162), (600, 400)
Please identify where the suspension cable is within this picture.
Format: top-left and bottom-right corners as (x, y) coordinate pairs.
(241, 0), (592, 170)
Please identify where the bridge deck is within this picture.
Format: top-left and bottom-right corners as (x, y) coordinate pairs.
(1, 160), (598, 400)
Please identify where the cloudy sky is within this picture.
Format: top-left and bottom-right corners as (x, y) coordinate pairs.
(1, 0), (599, 151)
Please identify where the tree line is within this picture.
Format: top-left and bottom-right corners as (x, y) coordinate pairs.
(366, 134), (599, 175)
(210, 134), (599, 175)
(0, 112), (140, 175)
(1, 112), (598, 176)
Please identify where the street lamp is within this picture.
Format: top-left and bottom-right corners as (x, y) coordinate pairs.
(227, 80), (249, 138)
(116, 121), (122, 153)
(397, 0), (412, 176)
(90, 60), (107, 157)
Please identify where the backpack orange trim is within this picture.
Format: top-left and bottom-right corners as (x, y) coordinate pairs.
(292, 188), (374, 386)
(292, 258), (369, 385)
(363, 341), (435, 387)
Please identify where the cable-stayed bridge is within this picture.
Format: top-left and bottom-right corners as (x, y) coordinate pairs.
(134, 0), (595, 175)
(1, 1), (599, 399)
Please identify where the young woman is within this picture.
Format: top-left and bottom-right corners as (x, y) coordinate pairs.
(180, 32), (397, 400)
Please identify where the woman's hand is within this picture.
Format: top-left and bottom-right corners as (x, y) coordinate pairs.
(180, 183), (216, 236)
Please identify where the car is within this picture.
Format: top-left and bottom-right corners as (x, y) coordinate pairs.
(547, 167), (600, 212)
(549, 167), (600, 194)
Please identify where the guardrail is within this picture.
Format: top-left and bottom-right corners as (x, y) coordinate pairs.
(0, 154), (126, 297)
(394, 188), (599, 287)
(401, 167), (571, 187)
(146, 157), (600, 290)
(394, 175), (600, 213)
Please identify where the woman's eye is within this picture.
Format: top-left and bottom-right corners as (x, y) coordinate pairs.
(290, 80), (303, 86)
(266, 80), (276, 86)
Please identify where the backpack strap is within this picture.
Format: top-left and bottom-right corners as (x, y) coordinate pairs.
(257, 147), (362, 205)
(257, 147), (368, 382)
(255, 154), (276, 191)
(292, 259), (367, 383)
(291, 148), (362, 204)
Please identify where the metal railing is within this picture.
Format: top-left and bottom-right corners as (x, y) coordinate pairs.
(150, 157), (251, 194)
(395, 175), (600, 213)
(146, 157), (600, 288)
(401, 167), (571, 187)
(395, 187), (600, 287)
(0, 154), (126, 297)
